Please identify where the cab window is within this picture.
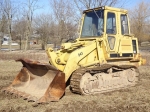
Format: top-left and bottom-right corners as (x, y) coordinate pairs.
(121, 14), (129, 35)
(106, 12), (116, 34)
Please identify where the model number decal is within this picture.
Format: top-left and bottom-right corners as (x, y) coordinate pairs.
(78, 52), (83, 57)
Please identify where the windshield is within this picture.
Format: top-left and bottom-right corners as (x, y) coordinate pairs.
(81, 9), (104, 38)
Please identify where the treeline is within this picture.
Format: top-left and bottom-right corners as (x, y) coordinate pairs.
(0, 0), (150, 51)
(129, 1), (150, 44)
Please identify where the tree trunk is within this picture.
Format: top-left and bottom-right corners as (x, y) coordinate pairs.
(0, 37), (2, 51)
(41, 41), (44, 50)
(0, 33), (4, 51)
(44, 41), (47, 50)
(24, 33), (28, 51)
(19, 36), (21, 50)
(9, 35), (12, 51)
(41, 35), (45, 50)
(8, 17), (12, 52)
(24, 34), (30, 51)
(27, 36), (30, 50)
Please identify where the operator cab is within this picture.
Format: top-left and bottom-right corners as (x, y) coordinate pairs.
(80, 6), (139, 59)
(80, 6), (129, 38)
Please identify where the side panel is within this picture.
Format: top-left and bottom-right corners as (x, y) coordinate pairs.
(78, 49), (98, 65)
(63, 43), (97, 81)
(119, 37), (133, 53)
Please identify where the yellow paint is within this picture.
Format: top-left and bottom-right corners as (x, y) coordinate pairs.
(46, 6), (145, 82)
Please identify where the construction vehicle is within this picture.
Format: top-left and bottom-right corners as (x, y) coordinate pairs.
(2, 6), (146, 104)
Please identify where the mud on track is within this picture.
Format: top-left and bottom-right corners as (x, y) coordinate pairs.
(0, 56), (150, 112)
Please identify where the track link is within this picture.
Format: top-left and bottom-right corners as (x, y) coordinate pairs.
(70, 64), (139, 95)
(70, 68), (86, 94)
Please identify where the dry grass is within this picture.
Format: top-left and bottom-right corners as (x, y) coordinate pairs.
(0, 50), (49, 63)
(0, 51), (150, 112)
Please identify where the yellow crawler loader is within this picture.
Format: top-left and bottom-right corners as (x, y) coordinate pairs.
(2, 6), (146, 104)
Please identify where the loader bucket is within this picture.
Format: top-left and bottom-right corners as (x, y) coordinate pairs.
(2, 59), (66, 103)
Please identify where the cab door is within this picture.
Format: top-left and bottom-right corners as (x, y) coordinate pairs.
(106, 12), (119, 54)
(118, 14), (134, 57)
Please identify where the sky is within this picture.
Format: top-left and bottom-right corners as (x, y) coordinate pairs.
(125, 0), (150, 9)
(9, 0), (150, 15)
(34, 0), (150, 14)
(35, 0), (51, 14)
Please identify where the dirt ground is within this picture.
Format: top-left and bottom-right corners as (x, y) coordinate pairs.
(0, 51), (150, 112)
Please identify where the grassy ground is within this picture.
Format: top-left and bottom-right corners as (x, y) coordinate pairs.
(0, 51), (150, 112)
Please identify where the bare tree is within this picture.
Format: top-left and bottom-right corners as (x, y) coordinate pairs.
(0, 2), (4, 50)
(34, 14), (54, 50)
(129, 1), (150, 44)
(73, 0), (129, 14)
(21, 0), (40, 51)
(0, 15), (8, 50)
(1, 0), (17, 51)
(13, 19), (27, 50)
(50, 0), (78, 45)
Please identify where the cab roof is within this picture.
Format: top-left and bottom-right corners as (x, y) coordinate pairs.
(83, 6), (128, 13)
